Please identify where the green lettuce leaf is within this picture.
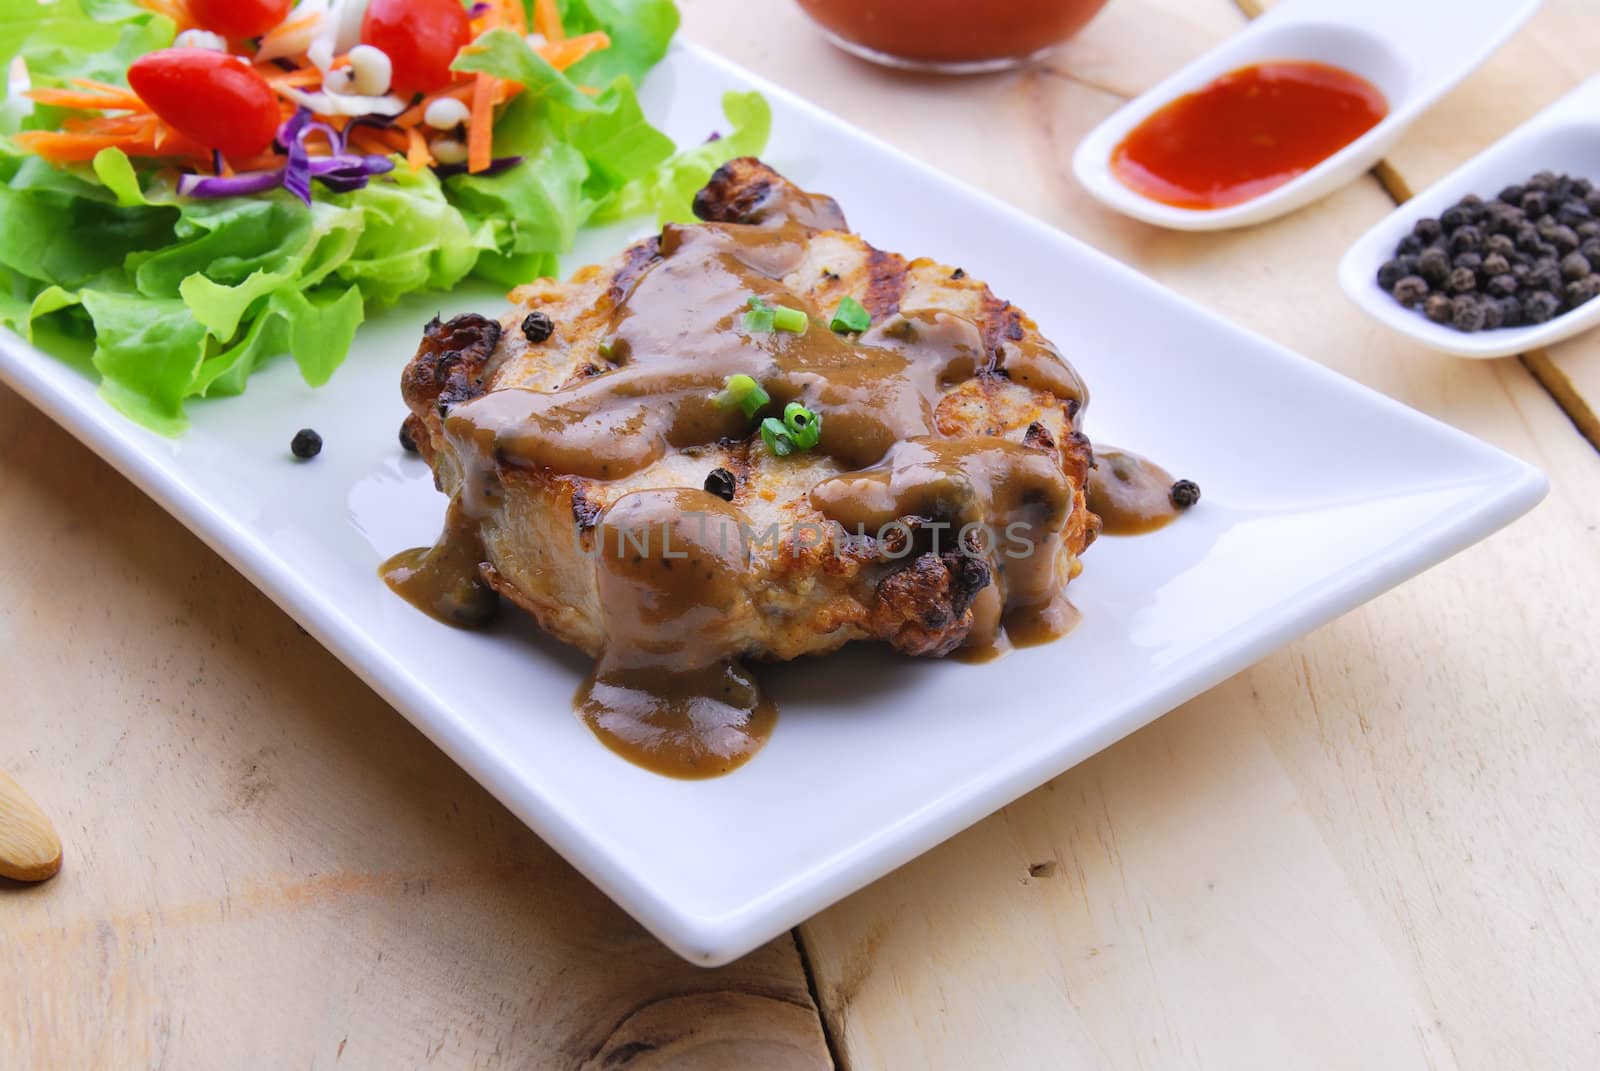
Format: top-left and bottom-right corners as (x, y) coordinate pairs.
(2, 0), (776, 435)
(593, 89), (772, 223)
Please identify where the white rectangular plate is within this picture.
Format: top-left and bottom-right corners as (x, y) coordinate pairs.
(0, 42), (1547, 965)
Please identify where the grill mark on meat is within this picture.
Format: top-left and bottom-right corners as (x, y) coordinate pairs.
(864, 247), (908, 321)
(1022, 420), (1056, 451)
(605, 235), (662, 306)
(400, 313), (502, 416)
(569, 481), (604, 531)
(693, 157), (849, 230)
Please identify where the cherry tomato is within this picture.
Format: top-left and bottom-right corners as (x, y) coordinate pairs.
(127, 49), (281, 159)
(188, 0), (294, 40)
(362, 0), (472, 96)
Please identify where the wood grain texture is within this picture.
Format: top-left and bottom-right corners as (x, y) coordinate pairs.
(673, 0), (1600, 1067)
(0, 388), (830, 1067)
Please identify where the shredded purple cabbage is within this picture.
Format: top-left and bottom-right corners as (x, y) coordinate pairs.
(432, 155), (525, 180)
(180, 108), (393, 204)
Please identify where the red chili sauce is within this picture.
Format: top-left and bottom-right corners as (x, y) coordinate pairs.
(796, 0), (1111, 66)
(1111, 61), (1388, 210)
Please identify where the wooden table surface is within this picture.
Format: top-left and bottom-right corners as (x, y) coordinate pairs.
(5, 1), (1600, 1067)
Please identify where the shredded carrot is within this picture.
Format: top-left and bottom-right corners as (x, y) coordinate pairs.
(540, 31), (610, 71)
(27, 87), (150, 112)
(405, 126), (435, 171)
(13, 127), (202, 164)
(503, 0), (528, 35)
(468, 73), (495, 173)
(263, 68), (326, 89)
(533, 0), (566, 43)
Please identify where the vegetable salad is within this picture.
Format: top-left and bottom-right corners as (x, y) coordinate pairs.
(0, 0), (770, 432)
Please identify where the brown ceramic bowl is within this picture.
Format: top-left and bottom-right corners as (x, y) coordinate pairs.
(796, 0), (1114, 73)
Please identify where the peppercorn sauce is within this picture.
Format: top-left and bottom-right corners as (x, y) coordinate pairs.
(1112, 61), (1387, 210)
(384, 172), (1112, 778)
(1085, 447), (1184, 536)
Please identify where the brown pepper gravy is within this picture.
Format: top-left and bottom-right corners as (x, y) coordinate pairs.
(1086, 447), (1184, 536)
(383, 187), (1187, 779)
(380, 500), (499, 627)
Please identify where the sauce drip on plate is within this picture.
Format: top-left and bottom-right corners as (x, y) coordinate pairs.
(1086, 447), (1183, 536)
(1111, 61), (1387, 210)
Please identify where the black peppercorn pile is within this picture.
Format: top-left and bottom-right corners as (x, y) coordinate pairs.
(1377, 171), (1600, 332)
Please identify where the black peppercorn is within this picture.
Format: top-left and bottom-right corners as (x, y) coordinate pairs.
(1484, 233), (1515, 257)
(1582, 238), (1600, 262)
(1480, 252), (1510, 277)
(1413, 217), (1444, 243)
(1423, 293), (1453, 324)
(1560, 251), (1592, 280)
(1169, 480), (1201, 509)
(1524, 290), (1561, 323)
(1450, 296), (1486, 332)
(1445, 266), (1477, 294)
(1579, 221), (1600, 240)
(1498, 296), (1524, 327)
(1529, 259), (1563, 292)
(290, 428), (322, 459)
(1440, 204), (1472, 231)
(1417, 247), (1451, 286)
(1397, 233), (1424, 256)
(1548, 224), (1581, 254)
(1453, 251), (1484, 274)
(1587, 189), (1600, 215)
(1376, 259), (1405, 291)
(1481, 299), (1505, 329)
(520, 311), (555, 343)
(703, 467), (737, 501)
(1393, 275), (1430, 306)
(1486, 273), (1519, 298)
(1448, 226), (1482, 254)
(1515, 224), (1542, 252)
(1499, 184), (1526, 205)
(1565, 275), (1600, 310)
(1521, 191), (1549, 217)
(1559, 202), (1593, 228)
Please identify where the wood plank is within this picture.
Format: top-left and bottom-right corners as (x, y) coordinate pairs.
(674, 0), (1600, 1066)
(0, 388), (831, 1067)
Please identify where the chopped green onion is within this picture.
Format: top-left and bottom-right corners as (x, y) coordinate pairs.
(744, 295), (776, 333)
(744, 294), (808, 334)
(781, 401), (821, 450)
(761, 403), (822, 456)
(772, 305), (808, 333)
(760, 417), (795, 456)
(711, 373), (770, 419)
(830, 296), (871, 333)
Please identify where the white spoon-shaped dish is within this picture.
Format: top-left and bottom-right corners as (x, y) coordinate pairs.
(1340, 74), (1600, 359)
(1073, 0), (1543, 231)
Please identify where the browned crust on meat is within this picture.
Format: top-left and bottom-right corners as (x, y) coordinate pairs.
(863, 247), (908, 321)
(400, 313), (503, 421)
(605, 235), (662, 306)
(693, 157), (848, 230)
(869, 551), (992, 657)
